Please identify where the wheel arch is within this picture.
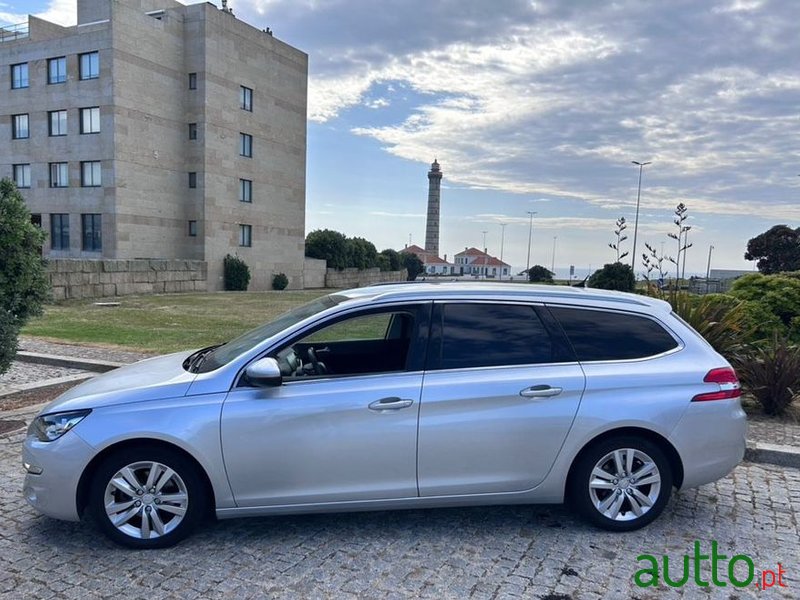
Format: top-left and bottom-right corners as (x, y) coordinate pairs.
(565, 426), (684, 499)
(76, 438), (217, 518)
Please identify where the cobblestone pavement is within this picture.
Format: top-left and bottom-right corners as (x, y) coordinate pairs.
(1, 412), (797, 600)
(748, 416), (800, 447)
(0, 362), (90, 393)
(18, 337), (154, 364)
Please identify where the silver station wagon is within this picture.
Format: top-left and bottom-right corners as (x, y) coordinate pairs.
(23, 283), (746, 548)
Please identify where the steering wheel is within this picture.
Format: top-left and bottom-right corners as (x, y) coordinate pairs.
(307, 347), (328, 375)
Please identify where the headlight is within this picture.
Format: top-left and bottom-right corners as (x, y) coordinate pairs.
(28, 410), (91, 442)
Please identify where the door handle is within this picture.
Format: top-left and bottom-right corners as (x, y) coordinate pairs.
(368, 397), (413, 411)
(520, 385), (563, 398)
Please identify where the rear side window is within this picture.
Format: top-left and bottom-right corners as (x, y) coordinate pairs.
(436, 303), (554, 369)
(548, 307), (679, 361)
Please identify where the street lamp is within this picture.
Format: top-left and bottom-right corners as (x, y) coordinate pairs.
(551, 236), (557, 276)
(499, 223), (507, 278)
(630, 160), (652, 271)
(705, 244), (715, 293)
(526, 211), (537, 273)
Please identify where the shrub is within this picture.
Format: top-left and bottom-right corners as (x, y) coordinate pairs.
(223, 254), (250, 291)
(732, 334), (800, 416)
(379, 249), (401, 272)
(345, 237), (378, 270)
(528, 265), (554, 283)
(272, 273), (289, 290)
(587, 262), (635, 292)
(0, 178), (49, 375)
(305, 229), (348, 269)
(729, 273), (800, 340)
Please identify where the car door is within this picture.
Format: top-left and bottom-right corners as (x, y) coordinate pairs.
(221, 303), (431, 507)
(417, 301), (585, 496)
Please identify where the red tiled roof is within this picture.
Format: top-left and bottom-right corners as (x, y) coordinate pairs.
(469, 255), (510, 267)
(401, 244), (429, 256)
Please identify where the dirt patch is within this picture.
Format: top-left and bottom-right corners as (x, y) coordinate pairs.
(0, 381), (84, 412)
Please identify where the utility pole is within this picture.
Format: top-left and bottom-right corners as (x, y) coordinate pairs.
(705, 244), (714, 294)
(551, 236), (557, 275)
(499, 223), (507, 279)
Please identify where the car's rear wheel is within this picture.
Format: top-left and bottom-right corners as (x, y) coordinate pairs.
(570, 436), (672, 531)
(89, 446), (207, 549)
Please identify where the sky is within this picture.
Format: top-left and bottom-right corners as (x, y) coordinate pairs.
(4, 0), (800, 277)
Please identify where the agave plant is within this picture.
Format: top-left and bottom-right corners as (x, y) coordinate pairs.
(668, 293), (752, 359)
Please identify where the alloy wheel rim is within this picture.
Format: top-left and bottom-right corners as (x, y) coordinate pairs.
(588, 448), (661, 522)
(103, 461), (189, 539)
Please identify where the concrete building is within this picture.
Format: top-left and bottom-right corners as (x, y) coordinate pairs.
(424, 159), (442, 258)
(1, 0), (308, 290)
(454, 247), (511, 278)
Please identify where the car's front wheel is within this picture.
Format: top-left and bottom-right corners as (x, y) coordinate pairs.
(570, 436), (673, 531)
(88, 446), (207, 549)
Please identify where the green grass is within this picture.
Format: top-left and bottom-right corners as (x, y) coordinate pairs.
(22, 291), (331, 354)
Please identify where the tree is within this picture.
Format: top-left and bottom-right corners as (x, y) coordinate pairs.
(744, 225), (800, 274)
(527, 265), (554, 283)
(305, 229), (348, 270)
(608, 217), (629, 262)
(588, 262), (635, 292)
(378, 248), (401, 272)
(0, 178), (49, 374)
(345, 237), (378, 270)
(400, 252), (424, 281)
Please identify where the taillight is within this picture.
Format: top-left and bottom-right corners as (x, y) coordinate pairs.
(691, 367), (741, 402)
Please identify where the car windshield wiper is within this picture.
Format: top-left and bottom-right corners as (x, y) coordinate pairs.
(185, 344), (224, 373)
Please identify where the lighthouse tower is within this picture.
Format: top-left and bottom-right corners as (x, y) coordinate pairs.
(425, 159), (443, 257)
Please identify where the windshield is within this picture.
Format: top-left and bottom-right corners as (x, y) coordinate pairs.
(198, 294), (346, 372)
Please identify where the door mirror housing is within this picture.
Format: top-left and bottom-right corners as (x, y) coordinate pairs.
(245, 357), (282, 387)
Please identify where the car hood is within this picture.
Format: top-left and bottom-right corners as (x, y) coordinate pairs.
(39, 351), (197, 414)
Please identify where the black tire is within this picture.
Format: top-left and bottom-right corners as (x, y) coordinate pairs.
(88, 445), (207, 549)
(569, 436), (673, 532)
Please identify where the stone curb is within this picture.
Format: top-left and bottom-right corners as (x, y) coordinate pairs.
(745, 441), (800, 469)
(15, 351), (126, 373)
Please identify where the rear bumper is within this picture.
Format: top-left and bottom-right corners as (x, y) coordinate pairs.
(669, 398), (747, 490)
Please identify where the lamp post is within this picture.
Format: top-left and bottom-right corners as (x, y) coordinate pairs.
(499, 223), (507, 279)
(526, 211), (537, 273)
(551, 236), (557, 276)
(705, 244), (714, 293)
(630, 160), (652, 271)
(481, 230), (488, 278)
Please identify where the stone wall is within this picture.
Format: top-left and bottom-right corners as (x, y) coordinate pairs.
(324, 268), (405, 289)
(47, 259), (207, 300)
(303, 258), (327, 288)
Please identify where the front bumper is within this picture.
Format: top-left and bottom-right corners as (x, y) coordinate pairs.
(669, 398), (747, 490)
(22, 431), (96, 521)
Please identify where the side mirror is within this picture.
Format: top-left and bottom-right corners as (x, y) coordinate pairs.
(244, 357), (282, 387)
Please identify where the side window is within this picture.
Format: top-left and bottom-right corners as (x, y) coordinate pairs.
(436, 303), (553, 370)
(275, 309), (418, 379)
(548, 307), (679, 361)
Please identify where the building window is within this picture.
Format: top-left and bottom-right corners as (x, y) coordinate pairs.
(12, 114), (29, 139)
(81, 213), (102, 251)
(80, 107), (100, 134)
(188, 72), (197, 89)
(81, 161), (101, 187)
(188, 172), (197, 188)
(240, 86), (253, 111)
(239, 133), (252, 157)
(188, 220), (197, 237)
(49, 110), (68, 136)
(48, 56), (66, 84)
(11, 63), (28, 88)
(49, 162), (69, 188)
(188, 123), (197, 140)
(50, 214), (70, 250)
(79, 51), (99, 80)
(239, 224), (252, 247)
(239, 178), (252, 203)
(12, 164), (31, 188)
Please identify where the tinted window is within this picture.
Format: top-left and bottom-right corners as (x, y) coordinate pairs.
(437, 303), (553, 369)
(549, 307), (678, 361)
